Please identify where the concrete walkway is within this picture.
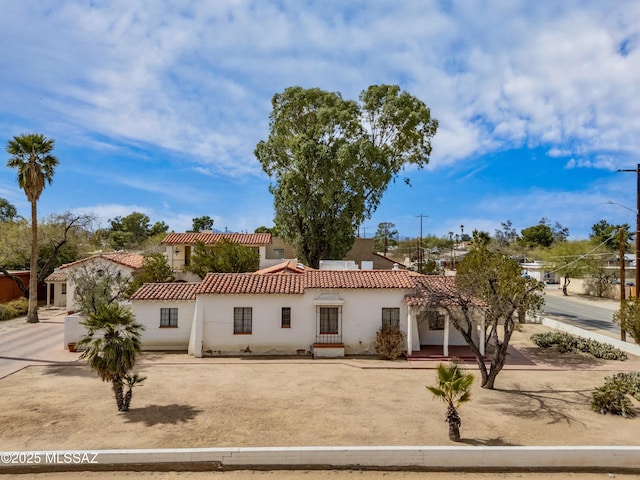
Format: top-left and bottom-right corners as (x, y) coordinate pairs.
(0, 307), (80, 379)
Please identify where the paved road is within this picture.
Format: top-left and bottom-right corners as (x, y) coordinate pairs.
(0, 307), (79, 379)
(542, 291), (621, 336)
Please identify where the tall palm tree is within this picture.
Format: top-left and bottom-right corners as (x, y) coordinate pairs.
(77, 303), (146, 412)
(426, 362), (474, 442)
(6, 133), (58, 323)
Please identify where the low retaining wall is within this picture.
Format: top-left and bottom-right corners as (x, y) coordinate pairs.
(1, 446), (639, 473)
(540, 317), (640, 357)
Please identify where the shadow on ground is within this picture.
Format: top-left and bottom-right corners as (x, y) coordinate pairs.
(122, 404), (203, 426)
(43, 364), (94, 377)
(518, 346), (609, 369)
(459, 436), (519, 446)
(490, 384), (593, 426)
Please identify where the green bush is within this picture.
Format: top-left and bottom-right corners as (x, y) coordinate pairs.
(0, 298), (29, 321)
(530, 331), (627, 361)
(375, 324), (406, 360)
(591, 373), (640, 418)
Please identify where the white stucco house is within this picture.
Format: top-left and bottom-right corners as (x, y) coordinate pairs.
(162, 232), (273, 281)
(129, 265), (486, 358)
(46, 252), (145, 313)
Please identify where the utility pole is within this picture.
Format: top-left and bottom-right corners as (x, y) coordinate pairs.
(617, 164), (640, 298)
(620, 228), (627, 342)
(416, 214), (428, 273)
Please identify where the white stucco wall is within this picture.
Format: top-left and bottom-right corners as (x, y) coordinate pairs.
(131, 300), (195, 350)
(64, 259), (136, 313)
(198, 289), (409, 356)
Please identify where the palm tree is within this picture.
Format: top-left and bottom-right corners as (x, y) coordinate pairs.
(6, 133), (58, 323)
(77, 303), (146, 412)
(426, 362), (474, 442)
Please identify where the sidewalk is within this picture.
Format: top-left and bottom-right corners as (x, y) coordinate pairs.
(0, 307), (80, 379)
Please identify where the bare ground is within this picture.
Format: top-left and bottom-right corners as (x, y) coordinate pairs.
(2, 323), (640, 478)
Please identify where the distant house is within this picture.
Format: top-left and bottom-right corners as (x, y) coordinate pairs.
(161, 232), (273, 280)
(125, 263), (485, 358)
(45, 252), (144, 312)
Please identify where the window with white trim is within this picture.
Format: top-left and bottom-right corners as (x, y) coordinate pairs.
(160, 307), (178, 327)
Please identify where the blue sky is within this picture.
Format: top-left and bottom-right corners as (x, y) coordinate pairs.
(1, 1), (639, 240)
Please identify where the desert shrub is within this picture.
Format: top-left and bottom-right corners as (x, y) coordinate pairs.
(0, 298), (29, 321)
(530, 331), (627, 361)
(591, 373), (640, 418)
(375, 324), (406, 360)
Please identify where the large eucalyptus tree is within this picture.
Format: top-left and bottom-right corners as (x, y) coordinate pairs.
(6, 133), (58, 323)
(255, 85), (438, 268)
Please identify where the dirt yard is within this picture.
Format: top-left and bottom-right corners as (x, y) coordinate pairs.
(1, 323), (639, 452)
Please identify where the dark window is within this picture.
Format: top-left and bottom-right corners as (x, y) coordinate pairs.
(234, 307), (252, 334)
(319, 307), (339, 334)
(281, 307), (291, 328)
(184, 245), (191, 267)
(382, 308), (400, 329)
(61, 283), (67, 295)
(160, 308), (178, 327)
(428, 312), (446, 330)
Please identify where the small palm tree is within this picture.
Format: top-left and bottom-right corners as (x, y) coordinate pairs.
(77, 303), (146, 412)
(6, 133), (58, 323)
(426, 362), (474, 442)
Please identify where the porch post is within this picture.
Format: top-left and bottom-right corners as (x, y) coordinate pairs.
(46, 283), (51, 307)
(443, 314), (450, 357)
(407, 309), (414, 355)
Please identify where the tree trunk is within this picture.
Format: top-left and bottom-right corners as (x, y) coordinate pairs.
(448, 423), (461, 442)
(122, 386), (133, 412)
(112, 380), (125, 411)
(26, 200), (39, 323)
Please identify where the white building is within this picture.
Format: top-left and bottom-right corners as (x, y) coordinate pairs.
(127, 266), (485, 358)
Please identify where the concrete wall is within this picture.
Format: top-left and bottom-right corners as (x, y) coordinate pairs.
(199, 289), (409, 355)
(131, 300), (195, 350)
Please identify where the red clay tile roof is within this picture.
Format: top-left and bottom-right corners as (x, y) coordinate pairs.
(303, 270), (417, 289)
(45, 271), (67, 283)
(60, 252), (145, 271)
(405, 275), (479, 307)
(255, 261), (311, 274)
(130, 282), (199, 301)
(198, 269), (417, 295)
(130, 270), (466, 303)
(161, 232), (271, 246)
(198, 273), (304, 294)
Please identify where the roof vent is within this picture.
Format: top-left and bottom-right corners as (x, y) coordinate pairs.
(392, 263), (401, 271)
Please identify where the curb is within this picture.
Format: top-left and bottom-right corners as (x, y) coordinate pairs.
(1, 446), (640, 473)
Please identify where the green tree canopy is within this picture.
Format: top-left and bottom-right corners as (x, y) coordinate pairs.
(590, 219), (634, 251)
(126, 253), (174, 297)
(519, 223), (554, 248)
(433, 247), (544, 389)
(6, 133), (58, 323)
(107, 212), (169, 250)
(186, 240), (260, 279)
(373, 222), (398, 254)
(189, 215), (214, 233)
(255, 84), (438, 268)
(0, 198), (19, 223)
